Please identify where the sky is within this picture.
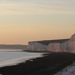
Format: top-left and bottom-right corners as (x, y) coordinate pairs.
(0, 0), (75, 45)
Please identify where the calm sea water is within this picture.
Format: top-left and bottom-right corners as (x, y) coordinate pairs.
(0, 49), (43, 67)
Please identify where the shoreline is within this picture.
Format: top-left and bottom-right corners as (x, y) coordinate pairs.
(0, 52), (75, 75)
(55, 61), (75, 75)
(0, 50), (44, 68)
(23, 50), (50, 53)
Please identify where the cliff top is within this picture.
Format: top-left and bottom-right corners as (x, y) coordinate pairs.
(36, 39), (69, 45)
(32, 34), (75, 45)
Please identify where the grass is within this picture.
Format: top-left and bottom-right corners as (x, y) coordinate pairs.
(36, 39), (69, 45)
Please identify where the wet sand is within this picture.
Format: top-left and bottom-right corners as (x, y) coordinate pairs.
(0, 52), (75, 75)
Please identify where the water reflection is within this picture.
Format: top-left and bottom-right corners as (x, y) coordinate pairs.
(0, 49), (43, 67)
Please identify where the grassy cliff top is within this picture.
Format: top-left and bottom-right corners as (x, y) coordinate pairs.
(36, 39), (69, 45)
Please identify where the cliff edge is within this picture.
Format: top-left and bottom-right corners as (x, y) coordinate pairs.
(27, 34), (75, 53)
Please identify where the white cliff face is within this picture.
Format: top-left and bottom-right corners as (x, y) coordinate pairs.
(60, 41), (70, 52)
(69, 34), (75, 52)
(70, 34), (75, 41)
(27, 42), (47, 51)
(60, 34), (75, 52)
(27, 34), (75, 52)
(47, 43), (60, 52)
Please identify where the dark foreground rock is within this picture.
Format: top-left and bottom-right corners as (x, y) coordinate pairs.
(0, 52), (75, 75)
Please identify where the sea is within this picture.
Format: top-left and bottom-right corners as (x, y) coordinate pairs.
(0, 49), (43, 67)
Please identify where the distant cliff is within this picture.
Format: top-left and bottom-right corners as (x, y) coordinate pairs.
(27, 34), (75, 53)
(0, 45), (27, 49)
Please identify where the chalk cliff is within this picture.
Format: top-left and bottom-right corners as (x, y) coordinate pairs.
(27, 34), (75, 53)
(47, 43), (60, 52)
(60, 34), (75, 52)
(27, 42), (47, 51)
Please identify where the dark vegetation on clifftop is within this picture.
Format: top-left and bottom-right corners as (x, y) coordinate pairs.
(37, 39), (69, 45)
(0, 52), (75, 75)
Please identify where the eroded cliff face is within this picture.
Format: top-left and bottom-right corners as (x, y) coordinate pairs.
(60, 34), (75, 52)
(27, 34), (75, 52)
(47, 43), (60, 52)
(27, 42), (47, 51)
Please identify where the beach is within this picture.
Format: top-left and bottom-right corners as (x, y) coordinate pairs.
(55, 61), (75, 75)
(0, 52), (75, 75)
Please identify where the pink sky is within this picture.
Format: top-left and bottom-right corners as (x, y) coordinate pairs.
(0, 0), (75, 45)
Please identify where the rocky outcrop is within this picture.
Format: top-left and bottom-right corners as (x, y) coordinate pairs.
(27, 34), (75, 53)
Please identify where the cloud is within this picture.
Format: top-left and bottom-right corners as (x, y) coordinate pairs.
(0, 0), (75, 15)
